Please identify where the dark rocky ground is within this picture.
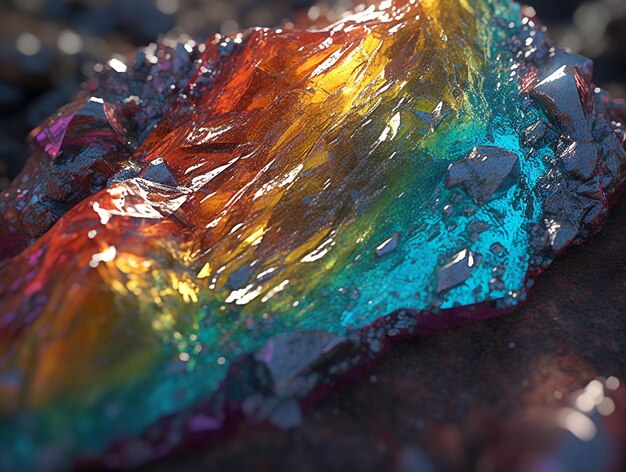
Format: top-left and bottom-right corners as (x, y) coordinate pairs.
(1, 1), (625, 470)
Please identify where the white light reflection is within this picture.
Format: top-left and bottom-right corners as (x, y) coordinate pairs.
(108, 57), (127, 73)
(557, 408), (597, 441)
(89, 245), (116, 268)
(16, 32), (41, 56)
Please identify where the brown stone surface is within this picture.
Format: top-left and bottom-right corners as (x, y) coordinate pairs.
(137, 197), (626, 471)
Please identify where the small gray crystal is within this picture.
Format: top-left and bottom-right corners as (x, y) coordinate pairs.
(446, 146), (519, 204)
(437, 249), (474, 294)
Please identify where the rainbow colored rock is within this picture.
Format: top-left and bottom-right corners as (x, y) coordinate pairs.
(1, 0), (625, 469)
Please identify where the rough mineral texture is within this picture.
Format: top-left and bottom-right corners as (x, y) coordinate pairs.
(0, 0), (625, 469)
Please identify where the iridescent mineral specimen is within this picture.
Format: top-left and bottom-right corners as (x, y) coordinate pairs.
(1, 0), (625, 469)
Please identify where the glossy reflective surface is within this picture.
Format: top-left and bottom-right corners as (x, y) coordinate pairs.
(0, 0), (625, 469)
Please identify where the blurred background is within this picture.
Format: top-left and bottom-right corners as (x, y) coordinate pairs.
(0, 0), (624, 190)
